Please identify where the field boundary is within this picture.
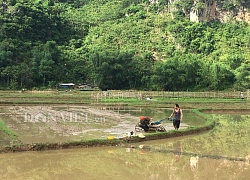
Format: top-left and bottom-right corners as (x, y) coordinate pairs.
(0, 109), (215, 153)
(91, 90), (249, 101)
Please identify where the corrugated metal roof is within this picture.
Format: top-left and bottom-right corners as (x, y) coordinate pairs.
(60, 83), (75, 86)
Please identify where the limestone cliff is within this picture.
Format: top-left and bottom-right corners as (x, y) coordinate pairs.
(169, 0), (250, 23)
(190, 0), (217, 22)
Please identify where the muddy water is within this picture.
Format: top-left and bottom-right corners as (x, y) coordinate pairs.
(0, 106), (202, 145)
(1, 114), (250, 180)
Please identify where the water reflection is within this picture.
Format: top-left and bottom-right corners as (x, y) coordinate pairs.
(172, 141), (182, 162)
(1, 114), (250, 179)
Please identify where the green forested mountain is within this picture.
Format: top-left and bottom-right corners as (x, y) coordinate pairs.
(0, 0), (250, 91)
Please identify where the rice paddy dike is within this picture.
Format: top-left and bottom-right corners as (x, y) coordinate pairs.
(0, 90), (249, 153)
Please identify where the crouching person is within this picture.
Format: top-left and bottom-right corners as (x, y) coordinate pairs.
(139, 116), (151, 131)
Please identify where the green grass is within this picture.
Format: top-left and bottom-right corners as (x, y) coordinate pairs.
(0, 90), (248, 105)
(0, 120), (17, 140)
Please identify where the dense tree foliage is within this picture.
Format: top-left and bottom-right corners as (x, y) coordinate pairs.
(0, 0), (249, 91)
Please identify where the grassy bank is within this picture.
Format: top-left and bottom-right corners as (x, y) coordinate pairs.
(0, 120), (19, 146)
(0, 121), (17, 140)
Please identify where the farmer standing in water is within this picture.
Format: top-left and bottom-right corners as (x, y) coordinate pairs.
(169, 104), (183, 130)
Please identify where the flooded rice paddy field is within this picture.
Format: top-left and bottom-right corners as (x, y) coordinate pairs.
(0, 113), (250, 180)
(1, 105), (250, 179)
(0, 105), (200, 145)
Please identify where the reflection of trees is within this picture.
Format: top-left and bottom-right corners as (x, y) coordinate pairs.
(124, 113), (250, 179)
(181, 114), (250, 157)
(1, 143), (250, 179)
(0, 114), (250, 179)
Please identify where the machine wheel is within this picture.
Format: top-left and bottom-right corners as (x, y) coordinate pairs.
(156, 125), (166, 132)
(135, 123), (144, 132)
